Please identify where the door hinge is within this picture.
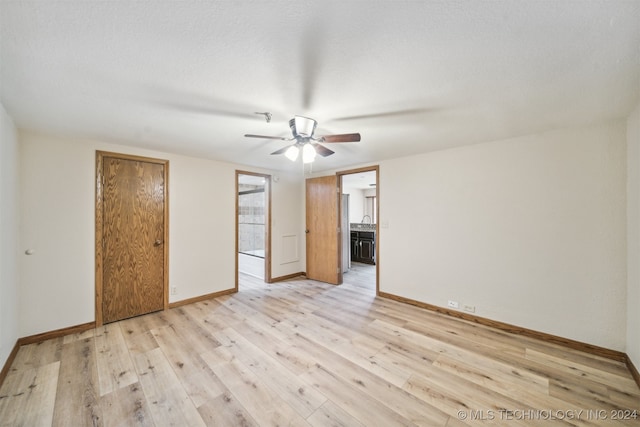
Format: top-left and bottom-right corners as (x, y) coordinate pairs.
(337, 267), (340, 274)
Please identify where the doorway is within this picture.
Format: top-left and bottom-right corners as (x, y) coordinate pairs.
(95, 151), (169, 326)
(338, 166), (379, 294)
(236, 171), (271, 286)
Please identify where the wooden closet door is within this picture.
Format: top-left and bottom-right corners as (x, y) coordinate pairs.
(101, 155), (166, 323)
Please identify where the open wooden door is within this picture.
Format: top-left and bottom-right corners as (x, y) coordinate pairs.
(306, 175), (340, 285)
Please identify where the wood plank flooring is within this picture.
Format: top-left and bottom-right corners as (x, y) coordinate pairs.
(1, 263), (639, 426)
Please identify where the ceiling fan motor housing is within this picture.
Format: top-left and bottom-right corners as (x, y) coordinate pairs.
(290, 116), (317, 138)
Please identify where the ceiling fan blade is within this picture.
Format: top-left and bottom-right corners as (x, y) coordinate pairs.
(163, 102), (258, 119)
(270, 145), (294, 155)
(319, 133), (361, 143)
(146, 85), (263, 120)
(332, 107), (436, 121)
(300, 20), (323, 110)
(245, 134), (290, 141)
(312, 143), (335, 157)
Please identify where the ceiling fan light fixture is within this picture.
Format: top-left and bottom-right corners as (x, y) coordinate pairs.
(291, 116), (317, 137)
(285, 145), (299, 161)
(246, 115), (359, 161)
(302, 143), (316, 163)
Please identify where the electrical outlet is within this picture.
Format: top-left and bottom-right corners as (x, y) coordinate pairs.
(171, 287), (177, 295)
(463, 304), (476, 313)
(447, 300), (459, 309)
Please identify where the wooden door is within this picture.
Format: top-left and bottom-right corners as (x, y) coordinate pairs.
(97, 152), (168, 324)
(306, 175), (340, 284)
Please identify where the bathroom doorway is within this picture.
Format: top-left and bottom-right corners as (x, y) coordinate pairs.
(236, 171), (271, 285)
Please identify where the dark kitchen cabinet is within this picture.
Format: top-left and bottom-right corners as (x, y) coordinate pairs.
(359, 232), (375, 263)
(351, 232), (359, 262)
(350, 230), (376, 265)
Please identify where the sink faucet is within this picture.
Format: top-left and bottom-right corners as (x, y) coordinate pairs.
(361, 215), (372, 224)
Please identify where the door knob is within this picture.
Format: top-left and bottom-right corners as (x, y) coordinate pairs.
(154, 240), (163, 246)
(305, 229), (309, 234)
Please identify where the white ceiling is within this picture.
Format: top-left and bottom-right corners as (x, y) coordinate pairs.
(342, 171), (377, 190)
(1, 1), (639, 172)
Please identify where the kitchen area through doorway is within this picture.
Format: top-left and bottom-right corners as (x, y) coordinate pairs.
(340, 169), (378, 292)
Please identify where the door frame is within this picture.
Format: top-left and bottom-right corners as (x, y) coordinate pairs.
(95, 151), (170, 327)
(337, 165), (380, 295)
(235, 170), (272, 288)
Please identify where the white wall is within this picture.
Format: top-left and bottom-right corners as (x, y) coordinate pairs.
(270, 172), (304, 278)
(363, 188), (377, 223)
(379, 122), (627, 350)
(342, 184), (365, 224)
(341, 187), (377, 224)
(18, 131), (303, 337)
(627, 101), (640, 368)
(0, 104), (19, 369)
(12, 118), (636, 356)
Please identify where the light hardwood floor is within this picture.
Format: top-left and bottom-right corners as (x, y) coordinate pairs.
(1, 265), (639, 426)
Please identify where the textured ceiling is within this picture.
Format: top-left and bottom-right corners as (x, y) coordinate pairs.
(1, 1), (639, 172)
(343, 171), (377, 190)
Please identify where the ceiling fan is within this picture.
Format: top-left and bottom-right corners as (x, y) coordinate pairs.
(245, 116), (361, 163)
